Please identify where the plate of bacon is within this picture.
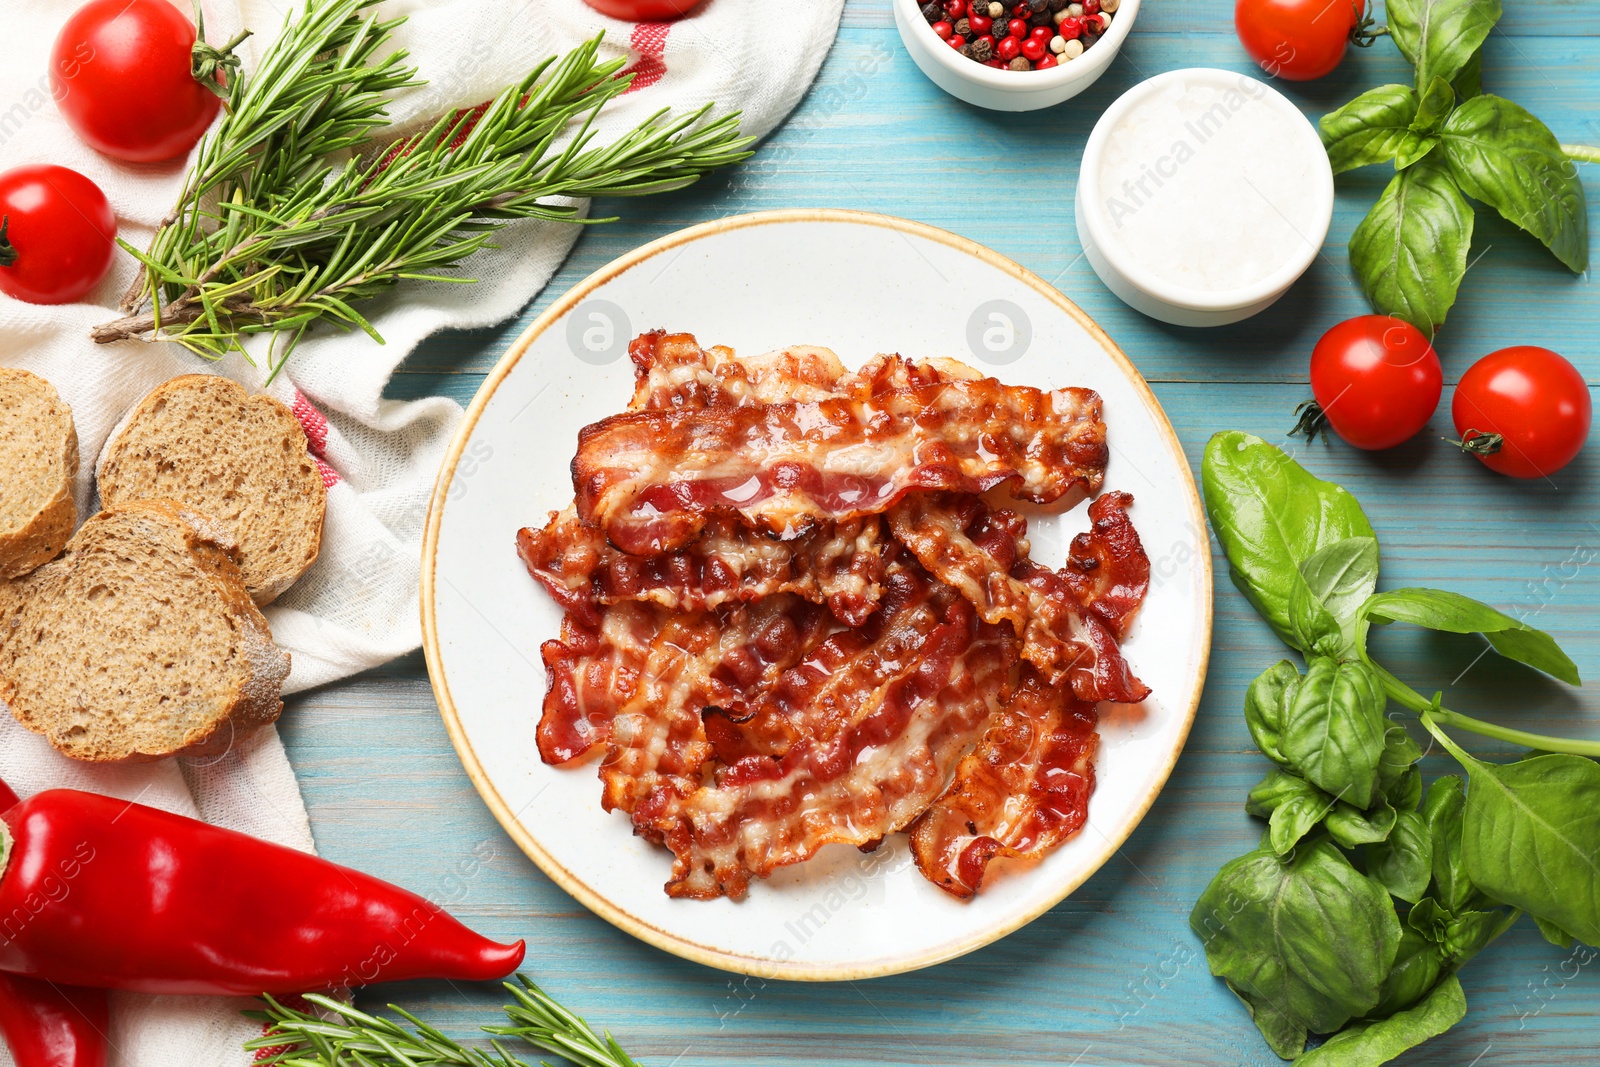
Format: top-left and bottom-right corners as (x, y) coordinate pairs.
(422, 209), (1212, 979)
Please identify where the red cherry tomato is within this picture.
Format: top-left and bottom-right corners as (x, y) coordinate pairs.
(0, 165), (117, 305)
(1235, 0), (1362, 81)
(581, 0), (701, 19)
(1301, 315), (1442, 450)
(1452, 346), (1591, 479)
(50, 0), (221, 163)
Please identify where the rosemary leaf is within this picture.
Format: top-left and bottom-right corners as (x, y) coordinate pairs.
(244, 976), (643, 1067)
(97, 0), (754, 379)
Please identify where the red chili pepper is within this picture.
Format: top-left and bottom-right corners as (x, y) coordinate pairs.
(0, 788), (525, 995)
(0, 779), (110, 1067)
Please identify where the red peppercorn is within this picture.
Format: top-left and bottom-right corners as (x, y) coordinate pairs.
(948, 34), (966, 48)
(968, 13), (992, 33)
(1058, 15), (1082, 37)
(1021, 36), (1045, 60)
(996, 34), (1021, 59)
(1083, 0), (1100, 14)
(1030, 24), (1053, 40)
(1035, 52), (1058, 68)
(1006, 17), (1028, 36)
(985, 58), (1006, 67)
(933, 19), (953, 38)
(1012, 2), (1030, 15)
(945, 0), (968, 16)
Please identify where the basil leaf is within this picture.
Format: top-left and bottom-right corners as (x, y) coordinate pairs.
(1387, 766), (1424, 812)
(1421, 776), (1473, 913)
(1248, 768), (1337, 855)
(1451, 48), (1482, 101)
(1386, 0), (1502, 92)
(1393, 133), (1439, 171)
(1245, 660), (1302, 766)
(1348, 156), (1473, 335)
(1378, 720), (1424, 810)
(1282, 657), (1388, 805)
(1191, 841), (1401, 1039)
(1295, 975), (1466, 1067)
(1457, 752), (1600, 946)
(1328, 799), (1399, 847)
(1291, 575), (1346, 658)
(1533, 915), (1575, 949)
(1320, 85), (1419, 174)
(1360, 587), (1581, 685)
(1441, 908), (1503, 965)
(1224, 981), (1307, 1060)
(1372, 927), (1444, 1017)
(1300, 537), (1380, 655)
(1202, 433), (1378, 649)
(1369, 811), (1434, 903)
(1408, 896), (1451, 941)
(1441, 93), (1589, 273)
(1410, 76), (1455, 135)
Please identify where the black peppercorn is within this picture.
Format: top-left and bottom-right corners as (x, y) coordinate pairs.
(954, 16), (971, 36)
(1049, 0), (1069, 10)
(1031, 11), (1053, 27)
(920, 1), (942, 22)
(969, 36), (994, 61)
(959, 43), (974, 57)
(1028, 0), (1048, 11)
(1009, 56), (1031, 70)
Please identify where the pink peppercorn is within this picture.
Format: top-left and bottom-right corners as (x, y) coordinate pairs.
(1006, 17), (1028, 37)
(996, 33), (1021, 59)
(1021, 36), (1045, 60)
(933, 19), (953, 38)
(969, 12), (992, 33)
(1058, 15), (1082, 37)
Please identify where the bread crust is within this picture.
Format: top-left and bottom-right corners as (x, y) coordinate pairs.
(96, 374), (327, 606)
(0, 500), (290, 763)
(0, 368), (79, 579)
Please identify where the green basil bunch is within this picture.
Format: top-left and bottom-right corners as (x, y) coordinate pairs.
(1320, 0), (1590, 334)
(1192, 431), (1600, 1064)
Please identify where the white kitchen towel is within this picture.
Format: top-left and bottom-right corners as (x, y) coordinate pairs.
(0, 0), (845, 1063)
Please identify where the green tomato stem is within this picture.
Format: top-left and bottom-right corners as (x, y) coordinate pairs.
(1561, 144), (1600, 164)
(1367, 657), (1600, 758)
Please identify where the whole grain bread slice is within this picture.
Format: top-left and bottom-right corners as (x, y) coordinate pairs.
(0, 500), (290, 762)
(0, 368), (78, 579)
(97, 375), (327, 605)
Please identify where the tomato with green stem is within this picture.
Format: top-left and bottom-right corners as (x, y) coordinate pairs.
(0, 165), (117, 306)
(50, 0), (247, 164)
(1293, 315), (1442, 450)
(1452, 346), (1591, 479)
(1235, 0), (1374, 82)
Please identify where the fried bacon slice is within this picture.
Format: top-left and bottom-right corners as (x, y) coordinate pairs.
(703, 556), (958, 764)
(573, 379), (1109, 555)
(538, 602), (662, 764)
(591, 596), (835, 830)
(887, 491), (1150, 703)
(659, 575), (1020, 900)
(628, 331), (850, 410)
(518, 507), (886, 629)
(909, 667), (1099, 899)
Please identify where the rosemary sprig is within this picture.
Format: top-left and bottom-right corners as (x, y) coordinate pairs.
(97, 0), (754, 377)
(245, 975), (642, 1067)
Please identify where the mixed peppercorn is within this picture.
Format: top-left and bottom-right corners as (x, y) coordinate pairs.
(920, 0), (1117, 71)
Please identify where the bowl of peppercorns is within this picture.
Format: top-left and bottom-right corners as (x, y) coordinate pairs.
(894, 0), (1137, 111)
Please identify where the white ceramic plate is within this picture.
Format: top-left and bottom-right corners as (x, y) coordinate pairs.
(422, 210), (1212, 980)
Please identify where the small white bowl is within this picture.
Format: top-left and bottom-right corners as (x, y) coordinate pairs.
(1076, 68), (1334, 327)
(893, 0), (1141, 112)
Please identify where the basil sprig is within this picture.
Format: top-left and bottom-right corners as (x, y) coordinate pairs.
(1320, 0), (1591, 334)
(1194, 432), (1598, 1065)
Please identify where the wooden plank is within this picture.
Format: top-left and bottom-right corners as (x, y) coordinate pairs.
(279, 7), (1600, 1066)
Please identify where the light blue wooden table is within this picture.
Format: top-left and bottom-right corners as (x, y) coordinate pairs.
(281, 2), (1600, 1062)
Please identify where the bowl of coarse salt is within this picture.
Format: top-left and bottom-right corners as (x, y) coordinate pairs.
(1076, 67), (1334, 326)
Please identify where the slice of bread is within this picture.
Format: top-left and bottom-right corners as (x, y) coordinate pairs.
(0, 368), (78, 579)
(0, 500), (290, 762)
(97, 375), (327, 605)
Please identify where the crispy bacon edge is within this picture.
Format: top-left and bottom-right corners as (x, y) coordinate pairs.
(571, 377), (1109, 555)
(517, 509), (886, 629)
(908, 667), (1099, 899)
(660, 578), (1019, 900)
(888, 491), (1150, 704)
